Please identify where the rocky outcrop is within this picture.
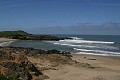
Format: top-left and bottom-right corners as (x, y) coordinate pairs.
(0, 52), (47, 80)
(0, 46), (74, 80)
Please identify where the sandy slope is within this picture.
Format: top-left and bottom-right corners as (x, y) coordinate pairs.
(0, 38), (16, 42)
(42, 54), (120, 80)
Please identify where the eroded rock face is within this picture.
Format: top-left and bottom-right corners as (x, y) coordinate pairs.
(0, 53), (44, 80)
(0, 47), (74, 80)
(1, 62), (32, 80)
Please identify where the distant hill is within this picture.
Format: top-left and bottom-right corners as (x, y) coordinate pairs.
(0, 30), (29, 38)
(0, 30), (67, 40)
(0, 30), (31, 39)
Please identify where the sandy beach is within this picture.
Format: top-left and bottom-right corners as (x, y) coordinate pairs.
(0, 45), (120, 80)
(42, 54), (120, 80)
(0, 37), (120, 80)
(0, 38), (17, 42)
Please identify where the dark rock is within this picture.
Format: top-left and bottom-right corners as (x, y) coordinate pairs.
(1, 62), (32, 80)
(0, 53), (43, 80)
(0, 46), (74, 80)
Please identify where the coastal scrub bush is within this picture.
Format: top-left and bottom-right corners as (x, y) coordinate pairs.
(47, 49), (60, 54)
(0, 74), (19, 80)
(0, 50), (6, 57)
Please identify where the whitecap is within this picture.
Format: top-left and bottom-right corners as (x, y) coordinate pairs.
(59, 39), (114, 44)
(0, 41), (14, 47)
(73, 48), (120, 55)
(53, 42), (118, 50)
(75, 52), (107, 56)
(71, 37), (83, 40)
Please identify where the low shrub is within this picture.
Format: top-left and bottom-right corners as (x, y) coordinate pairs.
(0, 74), (19, 80)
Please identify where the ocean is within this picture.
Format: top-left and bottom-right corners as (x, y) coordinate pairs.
(0, 35), (120, 56)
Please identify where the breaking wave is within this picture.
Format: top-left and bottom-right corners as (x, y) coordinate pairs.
(59, 38), (114, 44)
(51, 37), (120, 56)
(74, 48), (120, 55)
(0, 41), (14, 47)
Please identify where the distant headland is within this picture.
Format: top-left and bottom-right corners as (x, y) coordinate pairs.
(0, 30), (69, 41)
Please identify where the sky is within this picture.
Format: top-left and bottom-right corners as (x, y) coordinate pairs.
(0, 0), (120, 35)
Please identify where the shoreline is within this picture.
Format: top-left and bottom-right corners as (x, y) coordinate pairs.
(71, 53), (120, 58)
(0, 38), (17, 42)
(71, 54), (120, 62)
(0, 46), (120, 80)
(0, 37), (119, 58)
(43, 54), (120, 80)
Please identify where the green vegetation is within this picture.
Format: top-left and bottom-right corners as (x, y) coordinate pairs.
(0, 30), (64, 40)
(0, 74), (19, 80)
(0, 30), (29, 39)
(0, 46), (72, 80)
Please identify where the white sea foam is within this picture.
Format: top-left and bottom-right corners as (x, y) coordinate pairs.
(59, 39), (114, 44)
(49, 37), (119, 56)
(75, 52), (120, 56)
(54, 43), (96, 48)
(54, 43), (71, 46)
(53, 42), (118, 50)
(74, 48), (120, 55)
(75, 52), (107, 56)
(58, 37), (114, 44)
(71, 37), (83, 40)
(0, 41), (14, 47)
